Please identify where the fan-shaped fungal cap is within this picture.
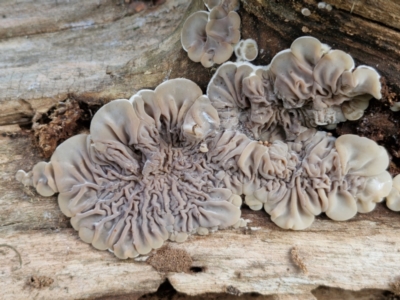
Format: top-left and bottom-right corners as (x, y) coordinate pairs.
(16, 78), (243, 259)
(335, 135), (389, 176)
(270, 36), (381, 116)
(204, 126), (390, 231)
(207, 37), (382, 141)
(387, 174), (400, 211)
(181, 5), (241, 68)
(16, 162), (57, 197)
(181, 11), (209, 63)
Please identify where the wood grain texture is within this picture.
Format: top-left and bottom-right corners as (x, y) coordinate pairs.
(0, 0), (205, 125)
(1, 0), (400, 299)
(1, 128), (400, 299)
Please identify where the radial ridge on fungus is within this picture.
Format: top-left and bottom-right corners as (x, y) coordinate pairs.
(16, 79), (243, 259)
(16, 37), (392, 258)
(208, 37), (382, 141)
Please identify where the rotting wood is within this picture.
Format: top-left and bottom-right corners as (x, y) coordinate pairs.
(1, 0), (400, 299)
(0, 0), (205, 125)
(1, 131), (400, 299)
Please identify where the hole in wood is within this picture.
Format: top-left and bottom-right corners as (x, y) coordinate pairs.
(190, 266), (205, 273)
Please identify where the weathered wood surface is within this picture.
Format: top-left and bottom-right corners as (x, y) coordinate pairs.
(1, 130), (400, 299)
(1, 0), (400, 299)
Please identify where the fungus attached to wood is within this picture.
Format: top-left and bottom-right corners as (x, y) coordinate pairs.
(208, 37), (382, 141)
(16, 36), (392, 257)
(17, 79), (243, 259)
(205, 129), (391, 230)
(181, 1), (240, 68)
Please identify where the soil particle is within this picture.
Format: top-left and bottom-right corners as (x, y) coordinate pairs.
(290, 246), (308, 275)
(27, 275), (54, 289)
(147, 246), (193, 273)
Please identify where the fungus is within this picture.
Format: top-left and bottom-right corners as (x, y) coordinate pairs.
(204, 128), (391, 230)
(235, 39), (258, 62)
(387, 174), (400, 211)
(181, 2), (241, 68)
(17, 36), (392, 251)
(203, 0), (239, 12)
(301, 8), (311, 16)
(16, 78), (243, 259)
(390, 102), (400, 112)
(207, 37), (382, 141)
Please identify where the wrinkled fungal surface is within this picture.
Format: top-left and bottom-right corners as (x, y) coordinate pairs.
(181, 1), (240, 68)
(16, 37), (393, 258)
(204, 129), (391, 230)
(208, 37), (382, 141)
(16, 79), (244, 259)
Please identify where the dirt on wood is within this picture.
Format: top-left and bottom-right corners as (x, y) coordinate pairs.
(290, 246), (308, 275)
(27, 275), (54, 289)
(147, 246), (193, 273)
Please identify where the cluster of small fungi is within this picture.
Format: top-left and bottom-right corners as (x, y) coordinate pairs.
(181, 0), (241, 67)
(15, 3), (397, 259)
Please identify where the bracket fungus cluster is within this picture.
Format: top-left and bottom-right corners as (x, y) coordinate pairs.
(208, 37), (382, 141)
(181, 0), (240, 67)
(17, 79), (245, 259)
(17, 36), (393, 258)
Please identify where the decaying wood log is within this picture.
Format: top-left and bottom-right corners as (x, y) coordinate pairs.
(1, 0), (400, 299)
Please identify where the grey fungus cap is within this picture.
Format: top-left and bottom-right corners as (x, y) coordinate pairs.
(17, 78), (243, 259)
(235, 39), (258, 62)
(16, 36), (392, 258)
(207, 37), (382, 141)
(181, 1), (241, 68)
(386, 174), (400, 212)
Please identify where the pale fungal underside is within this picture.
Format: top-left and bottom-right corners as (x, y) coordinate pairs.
(16, 36), (392, 259)
(181, 0), (240, 68)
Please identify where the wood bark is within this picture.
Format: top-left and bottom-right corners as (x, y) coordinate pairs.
(1, 0), (400, 299)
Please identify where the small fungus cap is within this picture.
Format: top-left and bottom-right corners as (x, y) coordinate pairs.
(387, 174), (400, 211)
(235, 39), (258, 62)
(181, 3), (241, 67)
(181, 11), (209, 63)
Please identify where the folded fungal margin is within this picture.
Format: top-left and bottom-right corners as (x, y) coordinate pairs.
(207, 36), (382, 141)
(235, 39), (258, 62)
(387, 174), (400, 212)
(15, 35), (392, 253)
(15, 78), (244, 259)
(181, 1), (241, 68)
